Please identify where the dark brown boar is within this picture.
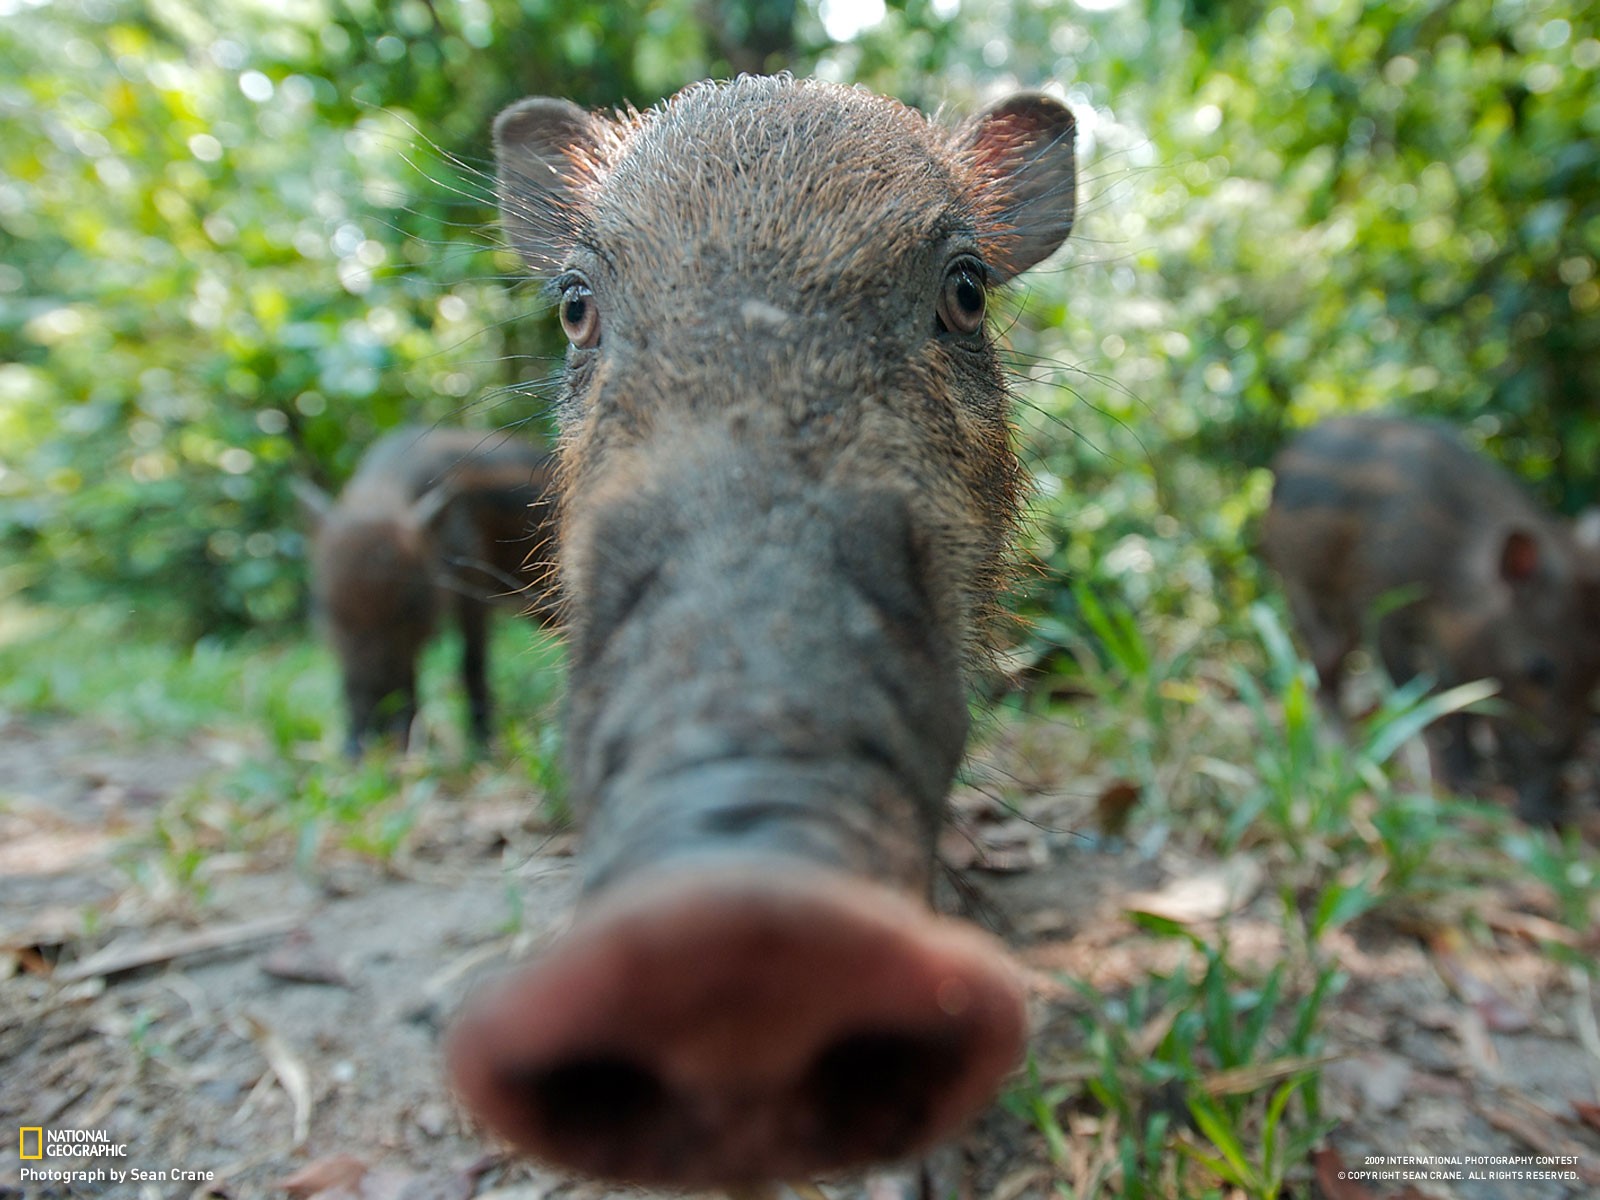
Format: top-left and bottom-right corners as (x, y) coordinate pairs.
(445, 75), (1078, 1187)
(1262, 414), (1600, 823)
(296, 427), (557, 756)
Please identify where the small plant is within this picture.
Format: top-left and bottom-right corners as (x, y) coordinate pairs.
(127, 1006), (160, 1065)
(1050, 915), (1340, 1199)
(1182, 1074), (1320, 1199)
(1229, 603), (1498, 897)
(1502, 827), (1600, 947)
(119, 799), (220, 907)
(504, 719), (569, 828)
(286, 755), (413, 869)
(1033, 581), (1205, 820)
(499, 877), (527, 937)
(1001, 1055), (1075, 1169)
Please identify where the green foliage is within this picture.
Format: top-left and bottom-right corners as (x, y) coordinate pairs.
(0, 603), (335, 733)
(1218, 601), (1597, 924)
(6, 0), (1596, 635)
(0, 0), (804, 635)
(1226, 602), (1460, 855)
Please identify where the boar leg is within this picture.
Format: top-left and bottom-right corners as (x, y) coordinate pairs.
(458, 593), (493, 748)
(1282, 578), (1355, 719)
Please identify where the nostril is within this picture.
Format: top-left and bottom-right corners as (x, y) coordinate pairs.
(804, 1030), (966, 1156)
(498, 1056), (670, 1146)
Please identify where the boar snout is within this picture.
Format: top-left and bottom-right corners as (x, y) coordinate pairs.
(446, 866), (1026, 1187)
(563, 468), (969, 890)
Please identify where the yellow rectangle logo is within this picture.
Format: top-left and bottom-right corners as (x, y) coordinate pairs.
(19, 1127), (43, 1159)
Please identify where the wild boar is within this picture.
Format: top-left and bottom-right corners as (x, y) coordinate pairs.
(1263, 414), (1600, 822)
(296, 427), (557, 755)
(446, 75), (1079, 1186)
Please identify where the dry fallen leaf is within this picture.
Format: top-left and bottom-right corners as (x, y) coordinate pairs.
(1323, 1052), (1413, 1115)
(275, 1153), (367, 1198)
(353, 1168), (414, 1200)
(261, 929), (351, 988)
(271, 1158), (468, 1200)
(988, 1164), (1045, 1200)
(1426, 929), (1530, 1034)
(1125, 856), (1263, 924)
(1310, 1147), (1378, 1200)
(1478, 1091), (1600, 1184)
(0, 822), (115, 876)
(1453, 1007), (1501, 1080)
(372, 1166), (470, 1200)
(1573, 1099), (1600, 1135)
(244, 1013), (314, 1147)
(1094, 779), (1141, 839)
(56, 914), (300, 983)
(1481, 905), (1582, 948)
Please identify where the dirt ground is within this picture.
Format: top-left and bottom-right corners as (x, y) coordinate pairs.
(3, 710), (1599, 1200)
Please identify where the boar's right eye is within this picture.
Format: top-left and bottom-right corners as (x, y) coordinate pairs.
(560, 280), (600, 348)
(936, 259), (986, 336)
(1525, 654), (1558, 688)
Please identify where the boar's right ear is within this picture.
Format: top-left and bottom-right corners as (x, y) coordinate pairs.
(291, 478), (333, 532)
(959, 93), (1077, 282)
(494, 97), (608, 273)
(410, 482), (456, 531)
(1574, 507), (1600, 550)
(1499, 528), (1542, 584)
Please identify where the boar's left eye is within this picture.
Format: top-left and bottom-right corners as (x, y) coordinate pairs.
(560, 279), (600, 348)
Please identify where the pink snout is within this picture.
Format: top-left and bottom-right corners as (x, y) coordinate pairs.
(446, 866), (1027, 1187)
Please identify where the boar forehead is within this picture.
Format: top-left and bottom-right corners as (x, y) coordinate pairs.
(586, 80), (974, 309)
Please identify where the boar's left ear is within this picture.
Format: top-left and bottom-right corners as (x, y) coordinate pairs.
(290, 478), (333, 531)
(959, 93), (1077, 282)
(494, 97), (609, 273)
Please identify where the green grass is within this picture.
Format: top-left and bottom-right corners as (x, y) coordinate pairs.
(1004, 911), (1340, 1200)
(0, 603), (334, 738)
(0, 601), (564, 749)
(0, 600), (569, 886)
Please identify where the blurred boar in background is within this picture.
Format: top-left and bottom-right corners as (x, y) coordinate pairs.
(295, 427), (557, 755)
(1263, 414), (1600, 823)
(445, 75), (1078, 1187)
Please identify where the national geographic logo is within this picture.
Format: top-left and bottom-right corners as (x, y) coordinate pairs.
(16, 1126), (127, 1158)
(17, 1125), (217, 1187)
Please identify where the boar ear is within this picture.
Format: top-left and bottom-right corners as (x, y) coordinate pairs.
(1499, 528), (1542, 583)
(1574, 507), (1600, 550)
(291, 478), (333, 531)
(960, 93), (1077, 282)
(411, 483), (455, 531)
(494, 97), (608, 273)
